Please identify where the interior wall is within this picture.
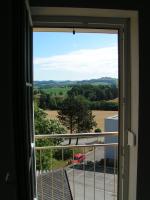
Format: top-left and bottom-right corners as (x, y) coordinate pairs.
(137, 7), (150, 199)
(0, 1), (18, 200)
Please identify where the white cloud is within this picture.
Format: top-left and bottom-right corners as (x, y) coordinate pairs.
(34, 46), (118, 79)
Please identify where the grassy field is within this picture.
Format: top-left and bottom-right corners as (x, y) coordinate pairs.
(41, 86), (71, 96)
(45, 110), (118, 131)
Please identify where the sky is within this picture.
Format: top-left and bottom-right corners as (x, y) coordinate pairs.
(33, 32), (118, 81)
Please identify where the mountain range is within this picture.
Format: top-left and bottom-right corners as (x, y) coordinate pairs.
(34, 77), (118, 88)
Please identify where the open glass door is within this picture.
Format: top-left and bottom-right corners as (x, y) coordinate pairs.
(32, 17), (131, 200)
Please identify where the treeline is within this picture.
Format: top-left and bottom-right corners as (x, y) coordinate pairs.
(68, 84), (118, 101)
(88, 100), (118, 110)
(34, 84), (118, 111)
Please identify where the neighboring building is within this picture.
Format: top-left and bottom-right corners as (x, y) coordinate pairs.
(104, 115), (118, 160)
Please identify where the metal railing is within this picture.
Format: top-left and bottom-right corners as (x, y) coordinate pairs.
(35, 132), (118, 200)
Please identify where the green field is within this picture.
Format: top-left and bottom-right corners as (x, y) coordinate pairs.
(41, 86), (71, 96)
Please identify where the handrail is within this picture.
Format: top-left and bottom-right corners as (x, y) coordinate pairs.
(35, 143), (118, 150)
(35, 131), (118, 139)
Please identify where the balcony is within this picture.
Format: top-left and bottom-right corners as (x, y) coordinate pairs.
(35, 132), (118, 200)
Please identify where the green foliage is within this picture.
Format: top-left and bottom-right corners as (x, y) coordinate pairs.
(38, 93), (48, 109)
(57, 96), (78, 133)
(68, 84), (118, 101)
(36, 92), (64, 110)
(39, 86), (71, 97)
(94, 128), (102, 133)
(89, 101), (118, 110)
(34, 103), (66, 144)
(34, 83), (118, 111)
(36, 148), (52, 170)
(73, 95), (97, 133)
(34, 102), (67, 169)
(57, 95), (97, 134)
(100, 101), (118, 110)
(53, 149), (72, 160)
(34, 102), (49, 134)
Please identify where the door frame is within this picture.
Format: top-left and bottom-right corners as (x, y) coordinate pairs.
(31, 7), (139, 200)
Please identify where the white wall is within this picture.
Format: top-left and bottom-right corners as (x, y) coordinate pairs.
(104, 116), (118, 160)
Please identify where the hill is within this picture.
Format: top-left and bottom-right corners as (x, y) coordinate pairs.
(34, 77), (118, 88)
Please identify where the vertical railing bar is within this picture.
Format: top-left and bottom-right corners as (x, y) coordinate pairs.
(62, 148), (65, 200)
(73, 148), (75, 200)
(104, 146), (106, 200)
(115, 145), (118, 199)
(116, 145), (118, 199)
(94, 146), (96, 200)
(40, 149), (44, 200)
(114, 146), (116, 199)
(83, 147), (85, 200)
(51, 148), (54, 200)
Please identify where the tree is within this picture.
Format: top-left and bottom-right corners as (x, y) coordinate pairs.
(57, 95), (97, 144)
(67, 84), (118, 102)
(34, 102), (67, 169)
(57, 96), (78, 144)
(38, 93), (47, 109)
(73, 96), (97, 144)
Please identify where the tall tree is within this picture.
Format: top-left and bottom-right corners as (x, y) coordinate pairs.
(74, 96), (97, 144)
(57, 96), (78, 144)
(57, 95), (97, 144)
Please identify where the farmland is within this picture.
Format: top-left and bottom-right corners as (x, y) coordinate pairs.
(45, 110), (118, 132)
(39, 86), (71, 96)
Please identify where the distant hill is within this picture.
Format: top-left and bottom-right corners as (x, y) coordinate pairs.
(34, 77), (118, 88)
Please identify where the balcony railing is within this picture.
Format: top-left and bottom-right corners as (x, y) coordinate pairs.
(35, 132), (118, 200)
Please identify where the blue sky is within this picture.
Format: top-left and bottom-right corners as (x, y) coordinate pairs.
(33, 32), (118, 81)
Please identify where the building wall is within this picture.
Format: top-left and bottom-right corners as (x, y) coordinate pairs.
(105, 116), (118, 132)
(104, 116), (118, 160)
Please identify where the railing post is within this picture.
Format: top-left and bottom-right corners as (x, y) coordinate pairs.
(40, 149), (44, 200)
(104, 146), (106, 200)
(93, 146), (96, 200)
(50, 148), (54, 199)
(83, 147), (85, 200)
(62, 148), (65, 200)
(73, 148), (75, 200)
